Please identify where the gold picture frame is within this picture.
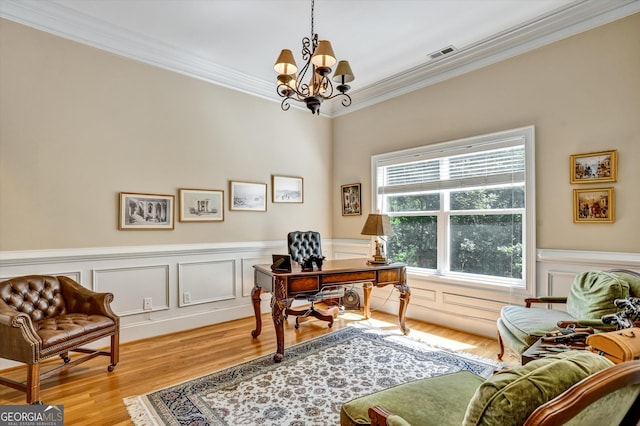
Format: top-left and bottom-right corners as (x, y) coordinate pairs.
(119, 192), (175, 230)
(179, 188), (224, 222)
(341, 183), (361, 216)
(272, 175), (303, 203)
(570, 150), (617, 184)
(573, 187), (614, 223)
(229, 181), (267, 212)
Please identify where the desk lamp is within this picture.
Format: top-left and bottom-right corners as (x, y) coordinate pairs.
(361, 211), (394, 264)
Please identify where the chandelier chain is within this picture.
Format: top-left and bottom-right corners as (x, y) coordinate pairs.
(310, 0), (315, 37)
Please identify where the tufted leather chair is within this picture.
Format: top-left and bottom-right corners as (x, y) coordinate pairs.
(285, 231), (340, 328)
(0, 275), (119, 404)
(287, 231), (323, 264)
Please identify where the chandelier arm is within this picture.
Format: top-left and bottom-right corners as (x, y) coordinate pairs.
(280, 98), (291, 111)
(296, 61), (313, 97)
(301, 36), (313, 62)
(340, 93), (352, 107)
(320, 91), (352, 106)
(320, 75), (334, 98)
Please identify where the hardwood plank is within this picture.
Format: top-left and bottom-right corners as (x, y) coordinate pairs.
(0, 310), (511, 425)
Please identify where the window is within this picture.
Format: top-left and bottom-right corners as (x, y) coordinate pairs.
(371, 126), (535, 288)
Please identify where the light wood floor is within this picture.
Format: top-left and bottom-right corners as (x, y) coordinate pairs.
(0, 310), (514, 425)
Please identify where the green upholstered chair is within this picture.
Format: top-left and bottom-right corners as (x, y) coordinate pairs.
(497, 269), (640, 360)
(339, 351), (640, 426)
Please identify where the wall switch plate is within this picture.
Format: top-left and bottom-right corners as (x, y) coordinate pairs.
(183, 292), (191, 304)
(143, 297), (152, 310)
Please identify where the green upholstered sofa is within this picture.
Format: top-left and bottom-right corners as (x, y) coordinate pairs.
(340, 351), (640, 426)
(497, 269), (640, 359)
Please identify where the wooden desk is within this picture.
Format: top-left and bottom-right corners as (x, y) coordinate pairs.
(251, 258), (410, 362)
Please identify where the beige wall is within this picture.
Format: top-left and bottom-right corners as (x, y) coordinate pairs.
(0, 19), (333, 251)
(333, 13), (640, 253)
(2, 15), (639, 254)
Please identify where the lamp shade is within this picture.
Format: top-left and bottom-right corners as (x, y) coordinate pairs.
(311, 40), (337, 68)
(360, 213), (394, 237)
(332, 60), (355, 83)
(274, 49), (298, 75)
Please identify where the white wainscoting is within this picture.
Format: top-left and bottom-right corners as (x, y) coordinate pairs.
(362, 248), (640, 340)
(1, 243), (638, 371)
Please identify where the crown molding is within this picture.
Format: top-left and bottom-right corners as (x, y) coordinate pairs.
(2, 0), (639, 118)
(328, 0), (640, 117)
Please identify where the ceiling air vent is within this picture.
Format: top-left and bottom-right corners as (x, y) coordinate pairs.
(428, 45), (456, 60)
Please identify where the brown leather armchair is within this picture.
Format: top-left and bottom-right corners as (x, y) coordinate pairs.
(0, 275), (119, 404)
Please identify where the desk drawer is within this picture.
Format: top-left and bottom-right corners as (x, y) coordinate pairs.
(322, 271), (376, 284)
(288, 276), (319, 294)
(378, 268), (401, 284)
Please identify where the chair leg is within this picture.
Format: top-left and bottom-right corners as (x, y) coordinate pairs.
(293, 302), (339, 329)
(109, 332), (120, 372)
(309, 305), (339, 327)
(497, 330), (505, 360)
(26, 363), (40, 404)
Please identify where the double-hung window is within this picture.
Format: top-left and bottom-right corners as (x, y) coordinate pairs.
(371, 126), (535, 288)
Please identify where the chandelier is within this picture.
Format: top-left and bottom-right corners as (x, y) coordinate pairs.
(273, 0), (355, 115)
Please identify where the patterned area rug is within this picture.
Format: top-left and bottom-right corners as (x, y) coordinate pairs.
(124, 324), (501, 426)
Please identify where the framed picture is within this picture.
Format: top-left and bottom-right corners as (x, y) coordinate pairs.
(179, 188), (224, 222)
(573, 187), (614, 223)
(119, 192), (174, 230)
(570, 150), (617, 184)
(229, 181), (267, 211)
(272, 175), (303, 203)
(341, 183), (361, 216)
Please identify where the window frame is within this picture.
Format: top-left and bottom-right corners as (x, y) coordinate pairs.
(370, 126), (536, 290)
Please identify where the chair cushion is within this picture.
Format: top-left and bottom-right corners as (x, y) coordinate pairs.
(340, 371), (484, 426)
(499, 305), (575, 347)
(567, 271), (629, 320)
(36, 313), (116, 349)
(462, 351), (613, 426)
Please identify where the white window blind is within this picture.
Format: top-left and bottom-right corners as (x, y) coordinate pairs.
(378, 143), (525, 194)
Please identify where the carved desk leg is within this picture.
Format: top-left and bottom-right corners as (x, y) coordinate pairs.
(396, 282), (411, 335)
(272, 276), (287, 363)
(362, 282), (374, 319)
(250, 285), (262, 338)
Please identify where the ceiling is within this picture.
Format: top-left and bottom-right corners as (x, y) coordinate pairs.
(2, 0), (639, 116)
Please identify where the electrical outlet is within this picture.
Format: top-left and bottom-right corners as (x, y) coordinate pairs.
(183, 292), (191, 304)
(143, 297), (152, 311)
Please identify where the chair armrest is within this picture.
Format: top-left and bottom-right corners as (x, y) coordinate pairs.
(0, 299), (41, 363)
(58, 276), (119, 322)
(368, 406), (412, 426)
(369, 406), (392, 426)
(525, 297), (567, 307)
(386, 415), (412, 426)
(556, 319), (617, 330)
